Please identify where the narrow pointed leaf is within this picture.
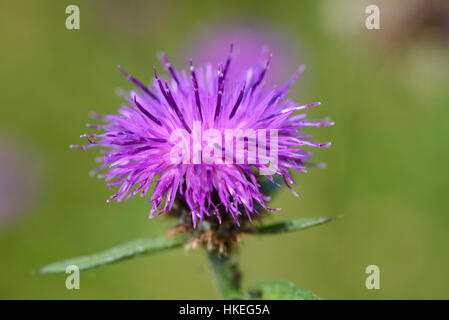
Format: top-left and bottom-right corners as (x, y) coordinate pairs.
(38, 235), (187, 274)
(247, 280), (321, 300)
(247, 217), (335, 235)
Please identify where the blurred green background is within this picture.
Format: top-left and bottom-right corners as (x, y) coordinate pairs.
(1, 0), (448, 299)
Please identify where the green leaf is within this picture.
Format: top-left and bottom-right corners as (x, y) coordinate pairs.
(247, 280), (321, 300)
(37, 235), (187, 274)
(247, 217), (335, 235)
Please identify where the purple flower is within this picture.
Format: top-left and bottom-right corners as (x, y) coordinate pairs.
(72, 46), (333, 227)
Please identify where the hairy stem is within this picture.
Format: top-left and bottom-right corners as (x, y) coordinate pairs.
(207, 250), (241, 300)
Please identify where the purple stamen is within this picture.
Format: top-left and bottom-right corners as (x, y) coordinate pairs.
(229, 82), (246, 119)
(164, 82), (191, 133)
(257, 102), (321, 122)
(133, 96), (162, 126)
(154, 67), (191, 133)
(251, 54), (272, 93)
(128, 145), (154, 155)
(118, 65), (159, 102)
(214, 64), (225, 121)
(223, 43), (234, 79)
(189, 59), (203, 121)
(160, 52), (180, 86)
(269, 65), (305, 106)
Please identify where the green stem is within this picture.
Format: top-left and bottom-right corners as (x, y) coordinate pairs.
(207, 251), (241, 300)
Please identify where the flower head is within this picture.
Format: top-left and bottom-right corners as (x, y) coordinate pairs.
(72, 45), (333, 228)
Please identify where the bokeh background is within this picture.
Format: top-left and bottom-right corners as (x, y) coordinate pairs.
(1, 0), (448, 299)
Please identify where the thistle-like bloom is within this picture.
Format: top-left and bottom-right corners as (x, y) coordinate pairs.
(72, 45), (333, 227)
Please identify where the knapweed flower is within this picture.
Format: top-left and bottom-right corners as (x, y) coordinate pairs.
(72, 45), (333, 228)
